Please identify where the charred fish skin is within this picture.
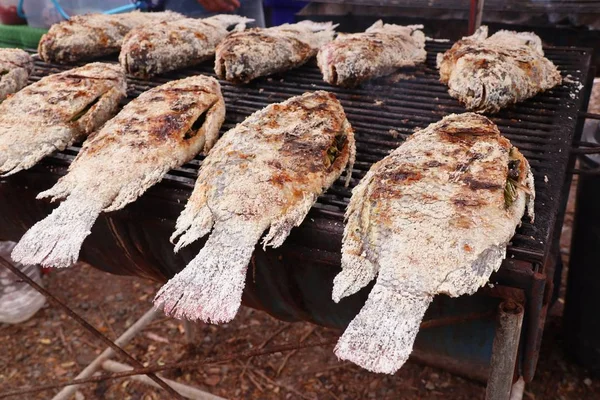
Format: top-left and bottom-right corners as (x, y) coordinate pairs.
(38, 11), (184, 64)
(120, 15), (253, 78)
(215, 20), (336, 84)
(317, 21), (426, 87)
(0, 62), (127, 177)
(155, 90), (356, 323)
(0, 49), (34, 102)
(333, 113), (534, 374)
(11, 75), (225, 269)
(437, 26), (562, 113)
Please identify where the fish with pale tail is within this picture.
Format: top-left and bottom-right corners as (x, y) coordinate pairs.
(12, 75), (225, 269)
(0, 63), (126, 177)
(334, 113), (534, 374)
(155, 91), (355, 323)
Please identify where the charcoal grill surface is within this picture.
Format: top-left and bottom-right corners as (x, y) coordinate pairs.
(25, 42), (591, 268)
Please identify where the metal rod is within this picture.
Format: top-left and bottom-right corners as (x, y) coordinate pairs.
(0, 256), (184, 399)
(485, 300), (525, 400)
(52, 308), (160, 400)
(0, 339), (339, 399)
(468, 0), (484, 34)
(101, 360), (225, 400)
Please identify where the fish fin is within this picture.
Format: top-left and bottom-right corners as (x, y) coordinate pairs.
(0, 141), (62, 177)
(335, 284), (432, 374)
(11, 192), (104, 268)
(262, 193), (316, 249)
(155, 218), (263, 323)
(102, 164), (172, 212)
(171, 204), (215, 252)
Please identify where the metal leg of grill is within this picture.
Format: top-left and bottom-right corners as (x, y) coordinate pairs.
(485, 301), (525, 400)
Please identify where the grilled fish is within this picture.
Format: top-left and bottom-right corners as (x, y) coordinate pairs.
(333, 113), (534, 374)
(120, 15), (252, 78)
(215, 21), (336, 84)
(0, 48), (34, 102)
(154, 91), (356, 323)
(317, 21), (426, 87)
(0, 63), (126, 177)
(38, 11), (183, 64)
(12, 75), (225, 269)
(437, 26), (562, 113)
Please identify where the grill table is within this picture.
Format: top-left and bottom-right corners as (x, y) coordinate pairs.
(0, 42), (592, 396)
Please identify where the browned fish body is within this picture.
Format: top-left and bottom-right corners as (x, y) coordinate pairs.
(0, 48), (34, 102)
(215, 21), (336, 84)
(334, 113), (534, 374)
(317, 21), (426, 87)
(120, 15), (252, 78)
(437, 26), (561, 113)
(12, 75), (225, 269)
(38, 11), (183, 64)
(154, 91), (356, 323)
(0, 62), (126, 176)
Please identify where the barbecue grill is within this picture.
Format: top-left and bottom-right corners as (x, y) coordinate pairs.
(0, 41), (592, 394)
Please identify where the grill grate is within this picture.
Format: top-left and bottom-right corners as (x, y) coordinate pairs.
(27, 42), (592, 265)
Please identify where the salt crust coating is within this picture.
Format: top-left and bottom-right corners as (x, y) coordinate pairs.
(154, 91), (356, 323)
(120, 15), (253, 78)
(0, 48), (34, 102)
(215, 20), (337, 84)
(0, 62), (126, 177)
(317, 20), (426, 87)
(333, 113), (535, 374)
(38, 11), (184, 63)
(12, 75), (225, 270)
(437, 26), (562, 113)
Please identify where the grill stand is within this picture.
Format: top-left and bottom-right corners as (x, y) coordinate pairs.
(486, 301), (525, 400)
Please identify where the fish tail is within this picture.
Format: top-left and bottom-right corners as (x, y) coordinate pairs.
(155, 218), (263, 323)
(335, 284), (432, 374)
(11, 192), (104, 268)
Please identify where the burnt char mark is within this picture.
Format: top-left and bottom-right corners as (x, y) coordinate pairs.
(57, 73), (119, 82)
(371, 169), (422, 200)
(426, 160), (443, 168)
(383, 170), (422, 183)
(269, 171), (294, 187)
(151, 114), (185, 140)
(453, 198), (484, 207)
(280, 140), (327, 173)
(463, 176), (502, 191)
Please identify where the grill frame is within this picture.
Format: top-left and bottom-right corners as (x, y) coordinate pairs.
(0, 42), (592, 383)
(26, 42), (591, 268)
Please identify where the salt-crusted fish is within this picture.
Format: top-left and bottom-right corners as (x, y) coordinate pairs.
(12, 75), (225, 269)
(215, 21), (336, 84)
(120, 15), (252, 78)
(333, 113), (534, 374)
(0, 62), (126, 176)
(437, 26), (562, 113)
(154, 91), (356, 323)
(317, 21), (426, 87)
(38, 11), (183, 64)
(0, 48), (34, 102)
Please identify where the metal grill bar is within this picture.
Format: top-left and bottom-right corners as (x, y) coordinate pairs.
(26, 43), (590, 267)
